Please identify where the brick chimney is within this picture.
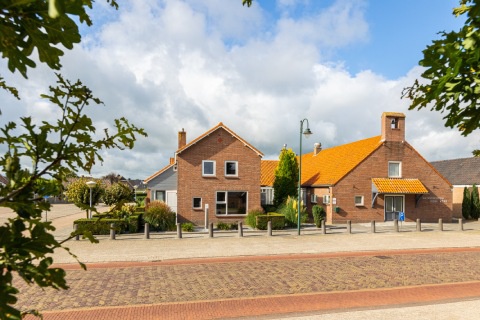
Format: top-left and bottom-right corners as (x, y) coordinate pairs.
(178, 128), (186, 149)
(381, 112), (405, 142)
(313, 142), (322, 156)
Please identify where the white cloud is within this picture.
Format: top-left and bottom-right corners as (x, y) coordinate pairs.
(0, 0), (477, 180)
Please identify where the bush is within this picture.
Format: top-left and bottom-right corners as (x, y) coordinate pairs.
(245, 208), (264, 229)
(65, 177), (105, 215)
(103, 183), (134, 206)
(256, 213), (285, 230)
(216, 222), (238, 230)
(127, 214), (142, 233)
(74, 218), (127, 235)
(144, 200), (176, 231)
(278, 196), (307, 228)
(182, 222), (195, 232)
(312, 205), (325, 228)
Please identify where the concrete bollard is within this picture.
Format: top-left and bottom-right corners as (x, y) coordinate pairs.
(321, 220), (326, 234)
(238, 221), (243, 237)
(267, 220), (272, 236)
(177, 223), (182, 239)
(144, 223), (150, 239)
(371, 220), (375, 234)
(110, 223), (116, 240)
(74, 224), (80, 241)
(438, 218), (443, 232)
(459, 218), (464, 231)
(209, 222), (214, 238)
(416, 219), (421, 232)
(347, 220), (352, 234)
(394, 219), (399, 232)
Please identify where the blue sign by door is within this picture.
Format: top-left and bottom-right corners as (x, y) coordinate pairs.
(399, 212), (405, 222)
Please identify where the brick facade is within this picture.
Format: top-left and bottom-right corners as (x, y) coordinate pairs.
(177, 127), (262, 225)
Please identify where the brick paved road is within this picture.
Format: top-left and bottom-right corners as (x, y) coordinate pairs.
(17, 248), (480, 319)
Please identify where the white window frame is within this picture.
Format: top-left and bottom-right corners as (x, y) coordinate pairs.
(193, 197), (202, 209)
(202, 160), (216, 177)
(354, 195), (364, 206)
(215, 191), (248, 215)
(311, 194), (318, 203)
(225, 161), (238, 177)
(261, 187), (274, 206)
(323, 195), (331, 205)
(388, 161), (402, 178)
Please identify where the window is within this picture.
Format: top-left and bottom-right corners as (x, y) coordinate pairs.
(323, 195), (330, 204)
(216, 191), (247, 215)
(261, 187), (274, 205)
(193, 197), (202, 209)
(202, 160), (216, 177)
(225, 161), (238, 177)
(354, 195), (364, 206)
(311, 194), (318, 203)
(155, 190), (165, 202)
(388, 161), (401, 178)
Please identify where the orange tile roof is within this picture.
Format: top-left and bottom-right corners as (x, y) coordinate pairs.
(176, 122), (264, 157)
(372, 178), (429, 194)
(300, 136), (383, 186)
(261, 160), (279, 186)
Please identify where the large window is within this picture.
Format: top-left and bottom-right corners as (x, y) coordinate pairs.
(202, 160), (216, 177)
(225, 161), (238, 177)
(216, 191), (247, 215)
(388, 161), (402, 178)
(156, 190), (165, 202)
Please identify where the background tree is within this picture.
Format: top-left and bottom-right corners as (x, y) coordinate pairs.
(462, 186), (472, 219)
(273, 147), (299, 207)
(103, 182), (134, 206)
(103, 172), (122, 185)
(402, 0), (480, 152)
(64, 177), (105, 217)
(471, 184), (480, 219)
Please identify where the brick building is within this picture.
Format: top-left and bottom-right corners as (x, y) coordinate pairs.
(145, 123), (263, 225)
(262, 112), (453, 224)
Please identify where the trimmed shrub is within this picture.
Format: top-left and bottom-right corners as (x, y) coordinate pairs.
(144, 200), (176, 231)
(256, 213), (285, 230)
(135, 206), (145, 213)
(182, 222), (195, 232)
(312, 205), (326, 228)
(245, 208), (264, 229)
(74, 218), (127, 235)
(472, 184), (480, 219)
(462, 187), (471, 220)
(103, 183), (134, 206)
(216, 222), (238, 230)
(127, 214), (142, 233)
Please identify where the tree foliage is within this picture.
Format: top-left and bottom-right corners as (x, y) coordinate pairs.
(0, 75), (146, 319)
(103, 182), (133, 206)
(143, 201), (176, 231)
(402, 0), (480, 143)
(273, 148), (299, 207)
(64, 177), (104, 215)
(471, 184), (480, 219)
(462, 186), (472, 219)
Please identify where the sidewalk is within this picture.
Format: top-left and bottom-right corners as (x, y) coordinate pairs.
(6, 205), (480, 319)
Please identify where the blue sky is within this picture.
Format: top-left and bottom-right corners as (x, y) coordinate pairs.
(1, 0), (476, 179)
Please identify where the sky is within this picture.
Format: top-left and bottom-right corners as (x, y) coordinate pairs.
(1, 0), (477, 180)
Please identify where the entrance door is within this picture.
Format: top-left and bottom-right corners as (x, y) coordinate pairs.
(166, 191), (177, 213)
(385, 195), (404, 221)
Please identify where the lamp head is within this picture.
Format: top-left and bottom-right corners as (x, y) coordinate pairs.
(86, 180), (96, 189)
(303, 128), (313, 138)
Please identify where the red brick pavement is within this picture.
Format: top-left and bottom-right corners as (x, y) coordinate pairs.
(23, 247), (480, 320)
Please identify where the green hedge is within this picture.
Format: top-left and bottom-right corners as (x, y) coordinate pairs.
(256, 213), (285, 230)
(127, 214), (143, 233)
(74, 218), (128, 235)
(135, 207), (145, 213)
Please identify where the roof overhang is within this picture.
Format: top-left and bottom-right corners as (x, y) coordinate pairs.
(372, 178), (429, 194)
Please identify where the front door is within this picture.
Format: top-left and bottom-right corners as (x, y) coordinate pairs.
(385, 195), (404, 221)
(166, 190), (177, 213)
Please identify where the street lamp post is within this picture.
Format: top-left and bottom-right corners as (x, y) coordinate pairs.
(298, 119), (312, 235)
(86, 180), (96, 219)
(134, 185), (138, 203)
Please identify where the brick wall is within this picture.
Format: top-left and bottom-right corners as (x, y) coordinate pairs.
(177, 128), (261, 225)
(329, 141), (452, 223)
